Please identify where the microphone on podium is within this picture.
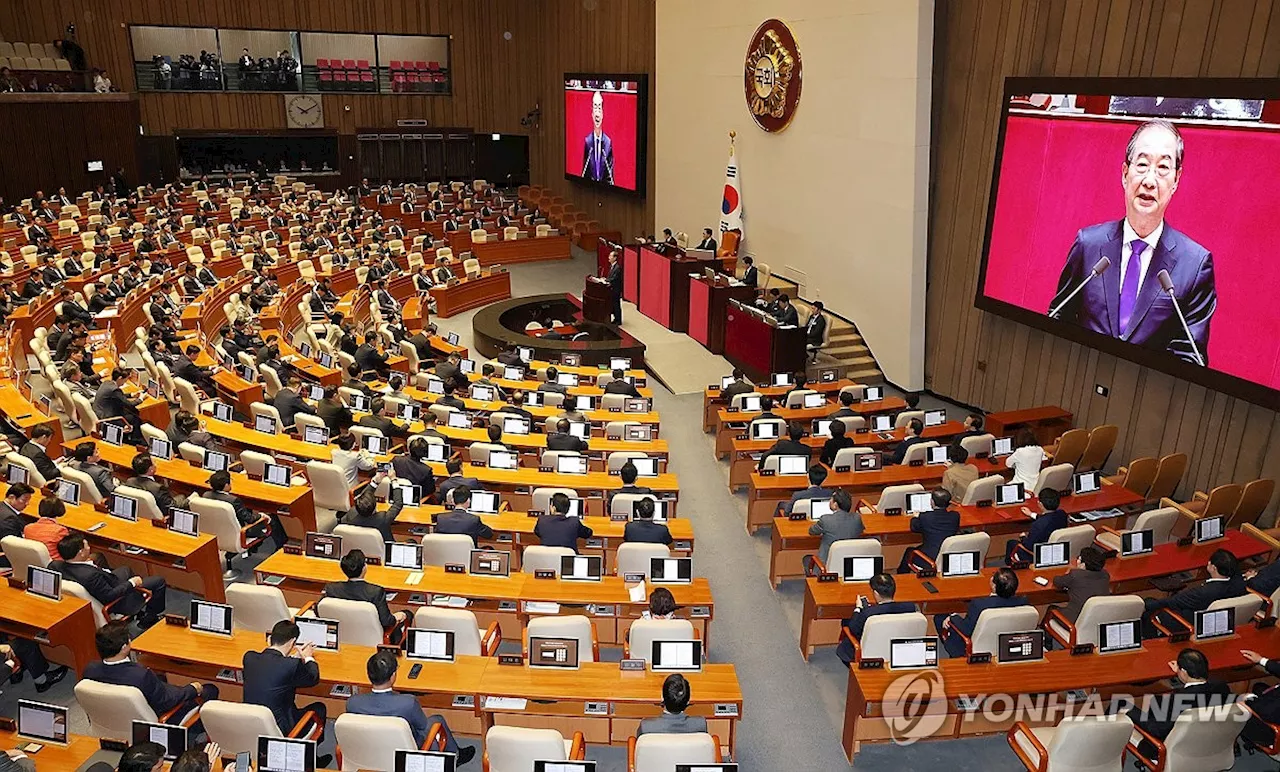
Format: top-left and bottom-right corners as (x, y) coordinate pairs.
(1048, 256), (1111, 319)
(1157, 269), (1206, 367)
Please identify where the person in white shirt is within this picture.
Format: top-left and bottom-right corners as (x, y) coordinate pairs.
(330, 432), (376, 488)
(1004, 429), (1046, 489)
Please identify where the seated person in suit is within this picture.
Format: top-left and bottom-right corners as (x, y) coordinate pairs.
(208, 470), (284, 550)
(1248, 558), (1280, 599)
(125, 452), (187, 516)
(805, 490), (865, 574)
(359, 397), (411, 439)
(434, 486), (494, 546)
(324, 549), (411, 643)
(173, 345), (217, 395)
(603, 369), (641, 398)
(940, 444), (979, 502)
(739, 255), (759, 288)
(611, 462), (653, 504)
(1050, 545), (1112, 623)
(949, 413), (987, 450)
(93, 367), (144, 443)
(773, 293), (800, 326)
(936, 567), (1029, 657)
(84, 621), (218, 725)
(331, 432), (377, 488)
(818, 418), (855, 467)
(340, 471), (402, 543)
(783, 465), (835, 516)
(318, 384), (355, 434)
(546, 418), (589, 452)
(888, 418), (928, 466)
(757, 421), (809, 471)
(484, 423), (508, 451)
(436, 458), (481, 506)
(166, 410), (215, 450)
(242, 620), (332, 767)
(438, 382), (467, 411)
(1006, 487), (1068, 563)
(637, 674), (708, 736)
(391, 438), (438, 500)
(1142, 549), (1246, 638)
(695, 227), (717, 252)
(836, 573), (918, 667)
(69, 441), (117, 498)
(829, 391), (859, 418)
(346, 651), (475, 764)
(272, 375), (315, 429)
(54, 533), (168, 628)
(534, 492), (593, 551)
(18, 425), (60, 482)
(1240, 649), (1280, 750)
(898, 489), (961, 573)
(1125, 648), (1231, 759)
(354, 332), (391, 379)
(719, 369), (754, 404)
(538, 367), (568, 395)
(623, 497), (672, 545)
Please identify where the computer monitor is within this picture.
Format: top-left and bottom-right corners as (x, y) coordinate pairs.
(55, 478), (79, 505)
(132, 720), (188, 760)
(888, 637), (939, 670)
(941, 550), (981, 577)
(561, 353), (581, 367)
(776, 455), (807, 475)
(405, 628), (455, 662)
(1195, 608), (1235, 641)
(870, 415), (892, 432)
(624, 398), (650, 413)
(350, 394), (370, 412)
(425, 443), (448, 462)
(991, 437), (1014, 457)
(610, 357), (631, 371)
(651, 640), (702, 672)
(629, 457), (659, 477)
(305, 532), (343, 560)
(856, 453), (883, 472)
(556, 455), (588, 475)
(294, 617), (339, 651)
(298, 343), (313, 359)
(190, 599), (233, 636)
(568, 421), (590, 439)
(390, 484), (420, 506)
(771, 373), (791, 386)
(923, 409), (946, 427)
(470, 491), (500, 514)
(17, 700), (68, 745)
(211, 401), (235, 423)
(258, 736), (317, 772)
(307, 384), (325, 401)
(1194, 515), (1226, 544)
(255, 414), (278, 434)
(395, 749), (458, 772)
(5, 463), (26, 485)
(802, 392), (825, 409)
(819, 369), (838, 383)
(556, 372), (579, 387)
(624, 424), (651, 442)
(750, 422), (778, 440)
(446, 412), (470, 429)
(863, 386), (884, 401)
(528, 637), (579, 669)
(808, 499), (833, 520)
(488, 450), (518, 470)
(459, 359), (475, 375)
(110, 493), (138, 521)
(650, 557), (693, 584)
(148, 437), (172, 460)
(400, 403), (421, 422)
(1120, 529), (1154, 557)
(303, 426), (329, 445)
(1098, 620), (1142, 654)
(238, 364), (256, 381)
(560, 555), (603, 581)
(503, 417), (530, 435)
(574, 395), (594, 411)
(203, 450), (231, 472)
(26, 566), (60, 601)
(446, 331), (461, 346)
(1033, 541), (1070, 568)
(905, 492), (933, 514)
(469, 549), (511, 577)
(170, 508), (200, 537)
(534, 762), (597, 772)
(317, 352), (335, 368)
(1072, 470), (1102, 495)
(101, 422), (125, 445)
(841, 555), (884, 582)
(812, 419), (833, 438)
(925, 446), (948, 466)
(557, 497), (585, 518)
(263, 462), (292, 487)
(506, 367), (527, 381)
(740, 395), (761, 412)
(426, 379), (446, 395)
(362, 435), (390, 454)
(997, 631), (1045, 663)
(719, 375), (736, 389)
(384, 541), (423, 570)
(995, 483), (1026, 506)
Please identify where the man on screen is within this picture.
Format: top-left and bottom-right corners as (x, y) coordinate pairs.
(1049, 119), (1216, 366)
(582, 90), (615, 184)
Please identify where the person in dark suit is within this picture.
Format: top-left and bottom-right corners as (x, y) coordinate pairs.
(84, 622), (217, 724)
(539, 367), (568, 396)
(694, 228), (717, 252)
(936, 568), (1029, 657)
(719, 370), (753, 404)
(0, 483), (31, 565)
(93, 368), (143, 441)
(1049, 545), (1111, 623)
(606, 249), (624, 324)
(354, 333), (390, 379)
(340, 473), (403, 543)
(317, 385), (354, 434)
(757, 422), (809, 471)
(1005, 487), (1069, 563)
(346, 651), (474, 763)
(637, 674), (708, 736)
(782, 465), (835, 516)
(949, 413), (987, 450)
(535, 492), (593, 551)
(805, 301), (827, 359)
(806, 490), (866, 573)
(609, 462), (654, 506)
(69, 442), (117, 498)
(391, 438), (438, 500)
(272, 375), (315, 429)
(899, 489), (961, 572)
(324, 549), (411, 642)
(624, 497), (672, 545)
(436, 458), (481, 506)
(773, 294), (800, 326)
(208, 470), (282, 550)
(1247, 558), (1280, 597)
(1125, 648), (1231, 758)
(582, 90), (615, 183)
(359, 397), (411, 439)
(173, 345), (217, 395)
(1142, 549), (1246, 637)
(818, 418), (855, 467)
(433, 487), (493, 546)
(888, 419), (929, 466)
(18, 425), (60, 482)
(835, 573), (918, 667)
(1240, 649), (1280, 749)
(738, 255), (759, 289)
(603, 369), (640, 398)
(242, 620), (332, 767)
(406, 327), (434, 363)
(53, 533), (167, 627)
(57, 288), (92, 324)
(1050, 120), (1215, 366)
(125, 453), (186, 517)
(546, 418), (589, 452)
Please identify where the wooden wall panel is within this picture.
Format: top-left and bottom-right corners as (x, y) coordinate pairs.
(0, 0), (654, 236)
(0, 97), (140, 202)
(927, 0), (1280, 516)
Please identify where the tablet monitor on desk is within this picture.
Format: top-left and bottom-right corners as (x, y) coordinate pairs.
(1195, 608), (1234, 641)
(803, 392), (825, 409)
(812, 419), (833, 438)
(396, 750), (457, 772)
(842, 555), (883, 582)
(110, 493), (138, 521)
(362, 435), (390, 454)
(561, 353), (581, 367)
(255, 414), (278, 434)
(147, 437), (172, 460)
(1072, 471), (1101, 495)
(470, 491), (500, 514)
(294, 617), (339, 651)
(809, 498), (833, 520)
(924, 409), (946, 427)
(624, 398), (650, 413)
(263, 462), (292, 487)
(1033, 541), (1070, 568)
(888, 637), (939, 670)
(503, 417), (530, 435)
(211, 401), (235, 423)
(507, 367), (527, 382)
(534, 762), (596, 772)
(568, 421), (590, 439)
(385, 541), (423, 570)
(54, 478), (79, 505)
(132, 720), (187, 760)
(624, 424), (651, 441)
(298, 342), (313, 358)
(610, 357), (631, 371)
(350, 394), (370, 412)
(238, 364), (256, 382)
(629, 457), (659, 477)
(426, 379), (446, 395)
(190, 599), (233, 636)
(719, 375), (735, 389)
(459, 358), (475, 375)
(488, 450), (518, 470)
(307, 384), (325, 401)
(556, 373), (579, 387)
(26, 566), (61, 601)
(574, 395), (594, 411)
(650, 639), (702, 672)
(446, 332), (461, 346)
(1194, 515), (1226, 544)
(650, 557), (692, 584)
(391, 484), (421, 506)
(305, 532), (342, 560)
(101, 422), (126, 445)
(925, 446), (948, 466)
(863, 386), (884, 402)
(446, 412), (470, 429)
(906, 492), (933, 514)
(776, 455), (807, 475)
(856, 453), (883, 472)
(941, 550), (981, 577)
(470, 549), (511, 577)
(258, 736), (316, 772)
(558, 497), (585, 518)
(529, 637), (579, 669)
(303, 426), (329, 445)
(317, 352), (334, 368)
(991, 437), (1014, 457)
(517, 346), (533, 363)
(1098, 619), (1142, 654)
(869, 415), (892, 433)
(750, 422), (778, 440)
(819, 369), (839, 383)
(771, 373), (792, 386)
(405, 628), (455, 662)
(17, 700), (67, 745)
(560, 555), (603, 581)
(995, 483), (1025, 506)
(1119, 529), (1154, 557)
(740, 395), (761, 412)
(203, 450), (231, 472)
(556, 455), (588, 475)
(425, 443), (448, 462)
(170, 508), (200, 537)
(997, 630), (1045, 663)
(399, 403), (421, 422)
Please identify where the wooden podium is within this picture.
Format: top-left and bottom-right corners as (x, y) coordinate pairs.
(723, 300), (806, 381)
(688, 273), (757, 354)
(582, 276), (613, 323)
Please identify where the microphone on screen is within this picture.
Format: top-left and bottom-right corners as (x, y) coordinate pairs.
(1156, 269), (1206, 367)
(1048, 256), (1111, 319)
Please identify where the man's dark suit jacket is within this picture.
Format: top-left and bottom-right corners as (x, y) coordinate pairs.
(346, 690), (435, 748)
(720, 380), (753, 403)
(740, 266), (758, 288)
(359, 414), (409, 439)
(582, 132), (614, 183)
(910, 509), (961, 560)
(1146, 575), (1247, 614)
(1016, 509), (1069, 553)
(1127, 680), (1231, 757)
(623, 520), (672, 545)
(19, 441), (59, 481)
(1051, 220), (1215, 364)
(546, 432), (589, 452)
(407, 332), (433, 361)
(242, 648), (321, 735)
(391, 456), (436, 497)
(757, 438), (809, 471)
(318, 399), (354, 433)
(889, 435), (930, 466)
(806, 314), (827, 346)
(83, 659), (195, 716)
(273, 389), (315, 428)
(534, 514), (593, 551)
(1244, 659), (1280, 746)
(1248, 561), (1280, 597)
(436, 476), (481, 507)
(819, 436), (854, 467)
(949, 595), (1029, 639)
(844, 600), (918, 641)
(354, 343), (389, 374)
(92, 380), (139, 421)
(340, 499), (404, 544)
(496, 350), (523, 366)
(775, 304), (799, 326)
(126, 475), (177, 516)
(323, 578), (397, 629)
(603, 380), (641, 398)
(53, 560), (146, 616)
(434, 508), (493, 546)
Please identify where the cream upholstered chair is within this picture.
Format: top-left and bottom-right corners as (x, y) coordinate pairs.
(848, 612), (928, 664)
(610, 493), (657, 518)
(317, 597), (390, 647)
(876, 484), (925, 513)
(75, 680), (197, 740)
(895, 409), (926, 429)
(1045, 524), (1097, 562)
(1096, 507), (1180, 551)
(630, 733), (719, 771)
(335, 713), (445, 772)
(1204, 593), (1265, 627)
(332, 525), (384, 560)
(1044, 594), (1145, 649)
(190, 494), (272, 580)
(420, 533), (474, 567)
(413, 607), (502, 656)
(1125, 703), (1247, 772)
(615, 543), (671, 577)
(901, 440), (939, 466)
(525, 615), (597, 662)
(908, 531), (992, 574)
(504, 226), (519, 240)
(522, 545), (574, 574)
(831, 446), (874, 469)
(531, 487), (578, 513)
(785, 389), (817, 409)
(113, 484), (164, 521)
(960, 475), (1004, 506)
(960, 433), (996, 457)
(470, 228), (487, 243)
(1033, 463), (1075, 496)
(729, 392), (762, 409)
(305, 460), (348, 532)
(226, 584), (296, 633)
(625, 619), (696, 662)
(1, 536), (50, 581)
(201, 700), (324, 757)
(1007, 714), (1133, 772)
(959, 605), (1041, 657)
(483, 726), (584, 771)
(607, 450), (649, 473)
(820, 538), (883, 576)
(238, 450), (274, 479)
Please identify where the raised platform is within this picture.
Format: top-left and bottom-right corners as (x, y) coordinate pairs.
(471, 292), (646, 367)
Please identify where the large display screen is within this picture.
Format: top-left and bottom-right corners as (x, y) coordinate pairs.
(977, 78), (1280, 408)
(564, 74), (647, 196)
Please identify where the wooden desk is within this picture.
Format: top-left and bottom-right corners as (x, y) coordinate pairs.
(724, 301), (806, 383)
(426, 424), (668, 467)
(0, 584), (98, 674)
(701, 378), (859, 432)
(471, 235), (572, 266)
(688, 274), (757, 354)
(985, 406), (1073, 446)
(801, 528), (1270, 658)
(479, 661), (741, 757)
(253, 552), (715, 647)
(712, 398), (908, 458)
(0, 384), (63, 450)
(433, 272), (513, 318)
(0, 729), (108, 769)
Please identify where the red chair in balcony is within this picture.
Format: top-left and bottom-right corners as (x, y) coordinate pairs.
(333, 69), (347, 87)
(318, 69), (333, 89)
(360, 68), (374, 89)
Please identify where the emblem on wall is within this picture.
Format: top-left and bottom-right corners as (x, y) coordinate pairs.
(744, 19), (802, 132)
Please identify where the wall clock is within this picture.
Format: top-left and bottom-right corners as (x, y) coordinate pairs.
(285, 94), (324, 129)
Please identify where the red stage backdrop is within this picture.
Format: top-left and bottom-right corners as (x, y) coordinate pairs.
(564, 85), (639, 192)
(983, 112), (1280, 390)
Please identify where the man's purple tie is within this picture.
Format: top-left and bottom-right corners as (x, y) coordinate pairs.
(1118, 239), (1147, 335)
